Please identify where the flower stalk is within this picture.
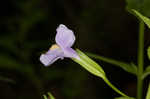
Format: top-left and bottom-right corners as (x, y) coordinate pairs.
(137, 20), (145, 99)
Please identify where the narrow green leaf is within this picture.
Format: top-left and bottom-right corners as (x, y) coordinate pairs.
(72, 49), (106, 79)
(86, 52), (137, 75)
(43, 92), (55, 99)
(146, 83), (150, 99)
(115, 97), (135, 99)
(142, 66), (150, 79)
(132, 9), (150, 28)
(148, 46), (150, 60)
(43, 95), (48, 99)
(48, 92), (55, 99)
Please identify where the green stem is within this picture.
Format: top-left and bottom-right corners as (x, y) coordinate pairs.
(103, 78), (129, 97)
(137, 20), (144, 99)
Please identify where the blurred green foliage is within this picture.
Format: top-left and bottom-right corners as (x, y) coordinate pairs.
(126, 0), (150, 17)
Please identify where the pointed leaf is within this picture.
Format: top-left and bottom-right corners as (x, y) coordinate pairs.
(43, 95), (48, 99)
(48, 92), (55, 99)
(142, 66), (150, 79)
(146, 83), (150, 99)
(148, 46), (150, 60)
(86, 52), (137, 75)
(132, 9), (150, 28)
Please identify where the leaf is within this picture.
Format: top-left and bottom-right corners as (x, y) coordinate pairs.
(48, 92), (55, 99)
(86, 52), (137, 75)
(43, 92), (55, 99)
(126, 0), (150, 17)
(43, 95), (48, 99)
(132, 9), (150, 28)
(142, 66), (150, 79)
(146, 83), (150, 99)
(115, 97), (135, 99)
(148, 46), (150, 60)
(72, 49), (106, 79)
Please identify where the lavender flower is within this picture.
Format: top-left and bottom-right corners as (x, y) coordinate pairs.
(40, 24), (79, 66)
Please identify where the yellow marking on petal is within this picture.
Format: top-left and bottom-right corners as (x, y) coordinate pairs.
(49, 44), (60, 50)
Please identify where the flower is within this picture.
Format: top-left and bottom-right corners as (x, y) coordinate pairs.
(40, 24), (79, 66)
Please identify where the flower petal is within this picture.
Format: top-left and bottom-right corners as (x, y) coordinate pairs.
(55, 24), (75, 48)
(40, 49), (64, 66)
(63, 47), (79, 59)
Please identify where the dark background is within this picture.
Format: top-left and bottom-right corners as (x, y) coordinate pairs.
(0, 0), (150, 99)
